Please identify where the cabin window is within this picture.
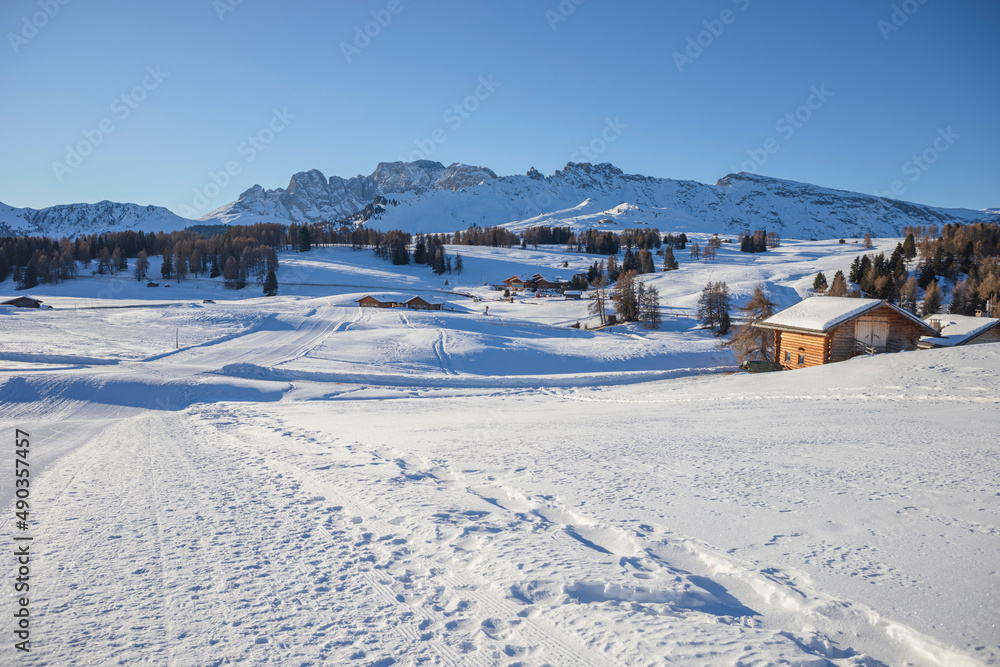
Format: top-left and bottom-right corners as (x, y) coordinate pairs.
(798, 354), (805, 365)
(784, 351), (790, 362)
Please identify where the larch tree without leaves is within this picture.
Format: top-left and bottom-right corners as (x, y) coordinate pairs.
(828, 270), (849, 297)
(134, 250), (149, 282)
(697, 281), (731, 333)
(922, 280), (942, 316)
(588, 276), (609, 325)
(722, 284), (777, 363)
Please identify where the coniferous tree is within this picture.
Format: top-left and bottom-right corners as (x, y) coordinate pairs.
(263, 269), (278, 297)
(431, 247), (446, 275)
(689, 243), (701, 260)
(298, 226), (312, 252)
(454, 254), (464, 275)
(611, 270), (640, 322)
(210, 252), (221, 278)
(161, 246), (174, 280)
(813, 271), (828, 292)
(662, 247), (678, 271)
(16, 259), (38, 290)
(863, 232), (873, 249)
(413, 234), (427, 264)
(637, 249), (655, 274)
(902, 233), (917, 263)
(828, 270), (848, 297)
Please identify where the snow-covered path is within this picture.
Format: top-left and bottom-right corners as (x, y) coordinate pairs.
(2, 344), (997, 664)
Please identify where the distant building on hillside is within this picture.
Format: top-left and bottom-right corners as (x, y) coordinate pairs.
(503, 276), (526, 292)
(1, 296), (43, 308)
(404, 296), (442, 311)
(758, 296), (937, 369)
(919, 313), (1000, 348)
(356, 295), (398, 309)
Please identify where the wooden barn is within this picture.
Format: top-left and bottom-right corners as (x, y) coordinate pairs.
(404, 296), (442, 311)
(1, 296), (43, 308)
(758, 297), (937, 370)
(355, 295), (397, 309)
(919, 314), (1000, 348)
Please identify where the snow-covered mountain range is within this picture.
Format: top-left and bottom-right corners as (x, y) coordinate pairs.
(2, 161), (996, 239)
(0, 200), (195, 238)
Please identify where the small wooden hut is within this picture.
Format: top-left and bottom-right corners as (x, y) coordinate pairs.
(757, 297), (937, 369)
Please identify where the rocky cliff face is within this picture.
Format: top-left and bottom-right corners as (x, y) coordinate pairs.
(202, 161), (498, 225)
(321, 162), (997, 239)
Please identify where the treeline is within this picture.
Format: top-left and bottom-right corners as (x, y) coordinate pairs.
(2, 223), (290, 290)
(565, 227), (666, 255)
(738, 229), (779, 253)
(837, 221), (1000, 317)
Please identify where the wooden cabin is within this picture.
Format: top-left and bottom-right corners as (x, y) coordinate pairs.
(356, 295), (397, 309)
(404, 296), (442, 311)
(758, 297), (937, 370)
(919, 314), (1000, 348)
(503, 276), (526, 292)
(1, 296), (43, 308)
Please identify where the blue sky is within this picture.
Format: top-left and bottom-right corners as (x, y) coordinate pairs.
(2, 0), (998, 214)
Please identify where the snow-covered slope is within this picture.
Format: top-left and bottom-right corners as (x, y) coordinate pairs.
(0, 200), (197, 238)
(204, 161), (1000, 239)
(4, 161), (996, 240)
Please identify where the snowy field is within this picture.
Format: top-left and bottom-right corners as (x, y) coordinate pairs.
(1, 238), (997, 665)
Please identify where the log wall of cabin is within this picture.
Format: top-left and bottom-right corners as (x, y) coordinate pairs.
(966, 324), (1000, 345)
(828, 320), (857, 362)
(875, 305), (929, 352)
(776, 330), (828, 369)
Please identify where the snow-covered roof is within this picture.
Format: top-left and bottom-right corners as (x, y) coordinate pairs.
(760, 297), (885, 332)
(404, 295), (443, 304)
(921, 314), (999, 347)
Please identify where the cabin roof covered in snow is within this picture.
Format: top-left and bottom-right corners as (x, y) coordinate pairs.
(759, 297), (885, 332)
(921, 314), (1000, 347)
